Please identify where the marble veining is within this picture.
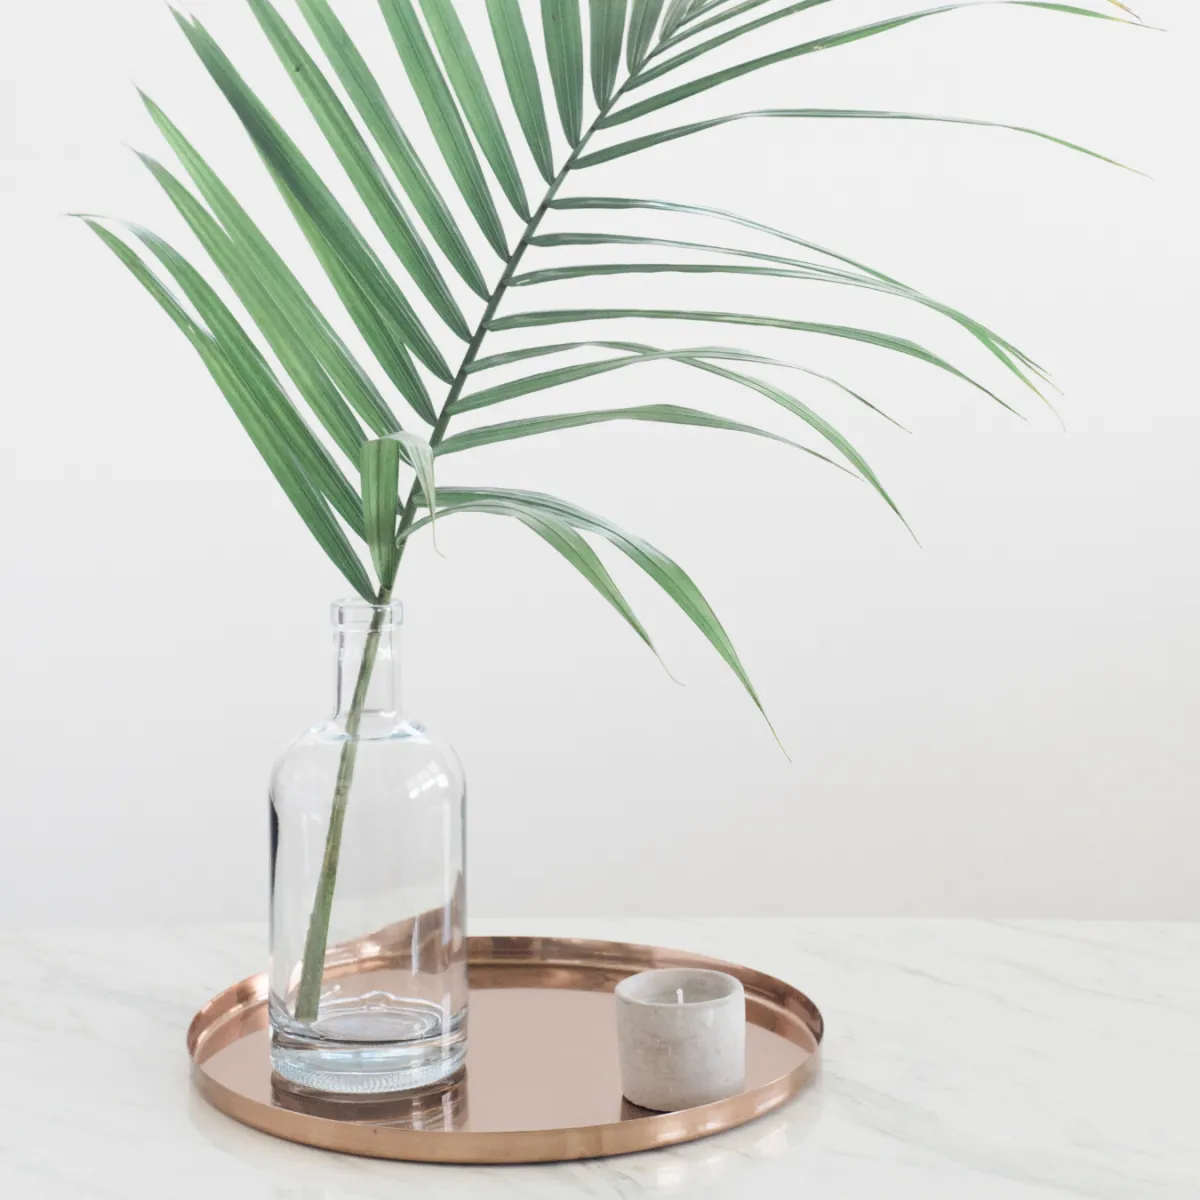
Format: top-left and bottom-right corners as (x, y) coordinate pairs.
(0, 918), (1196, 1198)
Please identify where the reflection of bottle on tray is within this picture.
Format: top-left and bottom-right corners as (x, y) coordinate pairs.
(272, 1069), (468, 1132)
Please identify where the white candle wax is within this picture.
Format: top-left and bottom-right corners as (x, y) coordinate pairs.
(614, 968), (746, 1112)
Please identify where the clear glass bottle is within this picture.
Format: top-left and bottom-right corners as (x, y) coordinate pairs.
(269, 599), (467, 1095)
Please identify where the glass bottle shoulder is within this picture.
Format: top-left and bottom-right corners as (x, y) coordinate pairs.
(270, 713), (464, 809)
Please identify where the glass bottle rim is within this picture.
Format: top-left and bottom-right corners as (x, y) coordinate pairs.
(331, 598), (403, 632)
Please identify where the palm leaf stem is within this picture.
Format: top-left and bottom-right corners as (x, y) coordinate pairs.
(292, 585), (390, 1021)
(388, 53), (670, 558)
(295, 32), (660, 1023)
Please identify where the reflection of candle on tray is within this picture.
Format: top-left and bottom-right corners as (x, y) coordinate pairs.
(615, 968), (746, 1112)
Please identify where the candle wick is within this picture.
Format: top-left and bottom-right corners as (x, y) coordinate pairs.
(676, 987), (684, 1005)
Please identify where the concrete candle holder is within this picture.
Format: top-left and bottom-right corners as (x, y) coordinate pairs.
(614, 967), (746, 1112)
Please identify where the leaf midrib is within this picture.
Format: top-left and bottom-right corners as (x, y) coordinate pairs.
(385, 30), (670, 577)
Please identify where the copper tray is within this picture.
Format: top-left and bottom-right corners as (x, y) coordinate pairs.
(188, 935), (823, 1164)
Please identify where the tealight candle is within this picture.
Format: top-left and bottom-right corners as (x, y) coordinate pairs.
(615, 968), (746, 1112)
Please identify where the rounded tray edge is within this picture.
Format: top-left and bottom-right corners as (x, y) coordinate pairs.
(189, 935), (823, 1165)
(192, 1060), (818, 1165)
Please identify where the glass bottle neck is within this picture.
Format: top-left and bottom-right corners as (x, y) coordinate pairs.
(331, 600), (403, 725)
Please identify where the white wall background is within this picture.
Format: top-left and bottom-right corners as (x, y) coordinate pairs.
(1, 0), (1195, 927)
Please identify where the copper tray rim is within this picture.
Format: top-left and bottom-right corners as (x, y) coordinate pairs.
(188, 934), (823, 1165)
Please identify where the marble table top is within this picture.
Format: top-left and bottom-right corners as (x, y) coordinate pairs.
(2, 917), (1196, 1198)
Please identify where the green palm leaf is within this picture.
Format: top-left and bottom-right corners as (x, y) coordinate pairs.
(419, 0), (532, 219)
(519, 257), (960, 289)
(363, 429), (436, 581)
(549, 195), (1056, 384)
(83, 221), (373, 599)
(449, 343), (899, 514)
(542, 0), (585, 146)
(124, 222), (368, 537)
(548, 197), (1051, 380)
(488, 307), (1014, 413)
(523, 264), (1042, 374)
(306, 219), (436, 425)
(605, 2), (1138, 126)
(581, 108), (1133, 170)
(139, 94), (405, 435)
(660, 0), (701, 39)
(659, 0), (777, 49)
(407, 497), (658, 654)
(248, 0), (470, 340)
(590, 0), (628, 107)
(281, 191), (432, 423)
(640, 0), (833, 83)
(361, 436), (403, 586)
(683, 357), (907, 525)
(486, 0), (556, 183)
(506, 508), (656, 656)
(296, 0), (489, 297)
(173, 12), (454, 391)
(93, 0), (1134, 750)
(466, 338), (907, 429)
(686, 0), (734, 20)
(455, 340), (893, 426)
(379, 0), (512, 254)
(626, 0), (665, 70)
(136, 152), (366, 461)
(455, 343), (754, 412)
(436, 402), (845, 469)
(387, 430), (439, 546)
(520, 230), (1044, 390)
(417, 487), (776, 737)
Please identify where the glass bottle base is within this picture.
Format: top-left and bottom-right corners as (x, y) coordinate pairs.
(270, 999), (467, 1095)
